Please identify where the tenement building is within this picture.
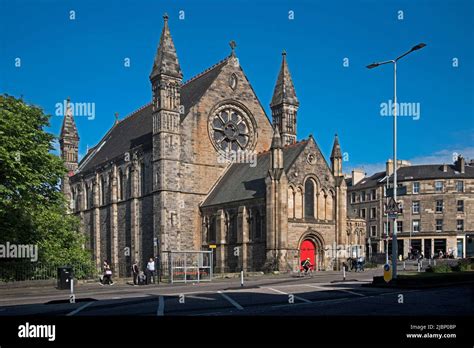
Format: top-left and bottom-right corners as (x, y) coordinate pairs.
(59, 14), (364, 275)
(347, 157), (474, 260)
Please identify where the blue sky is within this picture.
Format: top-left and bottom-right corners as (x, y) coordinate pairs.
(1, 0), (473, 175)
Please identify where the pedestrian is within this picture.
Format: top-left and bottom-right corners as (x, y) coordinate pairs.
(146, 257), (155, 284)
(132, 260), (139, 286)
(102, 260), (114, 285)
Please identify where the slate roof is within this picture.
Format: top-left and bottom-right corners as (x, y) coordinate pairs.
(201, 140), (308, 207)
(77, 58), (229, 174)
(348, 164), (474, 190)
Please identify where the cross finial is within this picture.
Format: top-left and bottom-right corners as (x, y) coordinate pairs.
(163, 13), (169, 21)
(282, 50), (286, 56)
(229, 40), (237, 56)
(114, 112), (119, 124)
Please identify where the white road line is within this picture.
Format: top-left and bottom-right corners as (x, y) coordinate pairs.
(187, 295), (216, 301)
(265, 287), (312, 303)
(66, 301), (94, 316)
(304, 284), (365, 297)
(217, 291), (243, 310)
(272, 296), (353, 308)
(157, 296), (165, 316)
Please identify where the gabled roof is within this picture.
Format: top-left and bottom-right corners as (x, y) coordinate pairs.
(77, 58), (229, 174)
(201, 140), (308, 207)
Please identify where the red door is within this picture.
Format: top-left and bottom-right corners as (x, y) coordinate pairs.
(300, 239), (316, 271)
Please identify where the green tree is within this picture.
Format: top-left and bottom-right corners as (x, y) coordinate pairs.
(0, 95), (93, 273)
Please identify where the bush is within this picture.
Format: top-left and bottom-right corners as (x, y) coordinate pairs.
(426, 263), (452, 273)
(364, 262), (378, 269)
(452, 259), (470, 272)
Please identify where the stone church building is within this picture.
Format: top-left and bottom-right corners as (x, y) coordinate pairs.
(59, 14), (365, 275)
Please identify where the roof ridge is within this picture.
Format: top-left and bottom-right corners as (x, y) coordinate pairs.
(117, 102), (152, 124)
(257, 138), (308, 155)
(182, 56), (230, 86)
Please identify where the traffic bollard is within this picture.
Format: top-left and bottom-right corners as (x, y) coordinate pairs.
(240, 271), (244, 287)
(343, 266), (346, 281)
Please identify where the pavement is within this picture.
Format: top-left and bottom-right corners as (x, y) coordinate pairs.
(0, 268), (472, 316)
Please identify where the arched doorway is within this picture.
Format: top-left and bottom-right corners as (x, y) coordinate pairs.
(300, 239), (316, 271)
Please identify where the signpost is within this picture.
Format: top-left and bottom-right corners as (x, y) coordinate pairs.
(383, 263), (392, 283)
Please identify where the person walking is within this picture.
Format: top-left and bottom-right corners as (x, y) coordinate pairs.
(102, 260), (114, 285)
(146, 257), (155, 285)
(132, 260), (139, 286)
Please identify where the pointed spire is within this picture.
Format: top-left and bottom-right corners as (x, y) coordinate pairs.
(270, 51), (299, 107)
(60, 97), (79, 141)
(271, 125), (282, 149)
(330, 133), (342, 160)
(150, 13), (182, 80)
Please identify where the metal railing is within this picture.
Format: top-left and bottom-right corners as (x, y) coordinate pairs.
(0, 261), (97, 283)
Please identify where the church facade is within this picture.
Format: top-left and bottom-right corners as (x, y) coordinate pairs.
(59, 15), (365, 275)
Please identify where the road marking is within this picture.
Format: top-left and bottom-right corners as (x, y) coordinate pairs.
(157, 296), (165, 316)
(217, 291), (243, 310)
(66, 301), (94, 316)
(304, 284), (365, 297)
(187, 295), (216, 301)
(265, 287), (312, 303)
(272, 296), (353, 308)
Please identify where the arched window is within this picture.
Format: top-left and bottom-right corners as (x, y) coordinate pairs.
(304, 180), (315, 219)
(118, 169), (124, 201)
(84, 184), (88, 209)
(209, 216), (217, 243)
(254, 210), (262, 240)
(87, 183), (93, 209)
(100, 175), (107, 205)
(126, 167), (132, 199)
(140, 162), (146, 196)
(70, 189), (76, 211)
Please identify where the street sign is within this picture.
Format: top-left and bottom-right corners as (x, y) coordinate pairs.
(383, 263), (392, 283)
(386, 197), (399, 214)
(209, 244), (217, 249)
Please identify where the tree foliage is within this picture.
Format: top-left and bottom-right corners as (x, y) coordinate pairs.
(0, 95), (92, 268)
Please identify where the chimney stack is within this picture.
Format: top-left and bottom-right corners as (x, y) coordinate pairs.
(442, 164), (448, 172)
(386, 159), (394, 176)
(352, 169), (365, 186)
(455, 155), (465, 174)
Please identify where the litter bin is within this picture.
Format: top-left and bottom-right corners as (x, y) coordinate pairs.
(57, 266), (73, 290)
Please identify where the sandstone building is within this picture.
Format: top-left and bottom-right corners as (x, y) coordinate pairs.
(347, 157), (474, 259)
(59, 15), (364, 276)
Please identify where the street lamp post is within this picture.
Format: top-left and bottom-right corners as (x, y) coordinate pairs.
(367, 43), (426, 279)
